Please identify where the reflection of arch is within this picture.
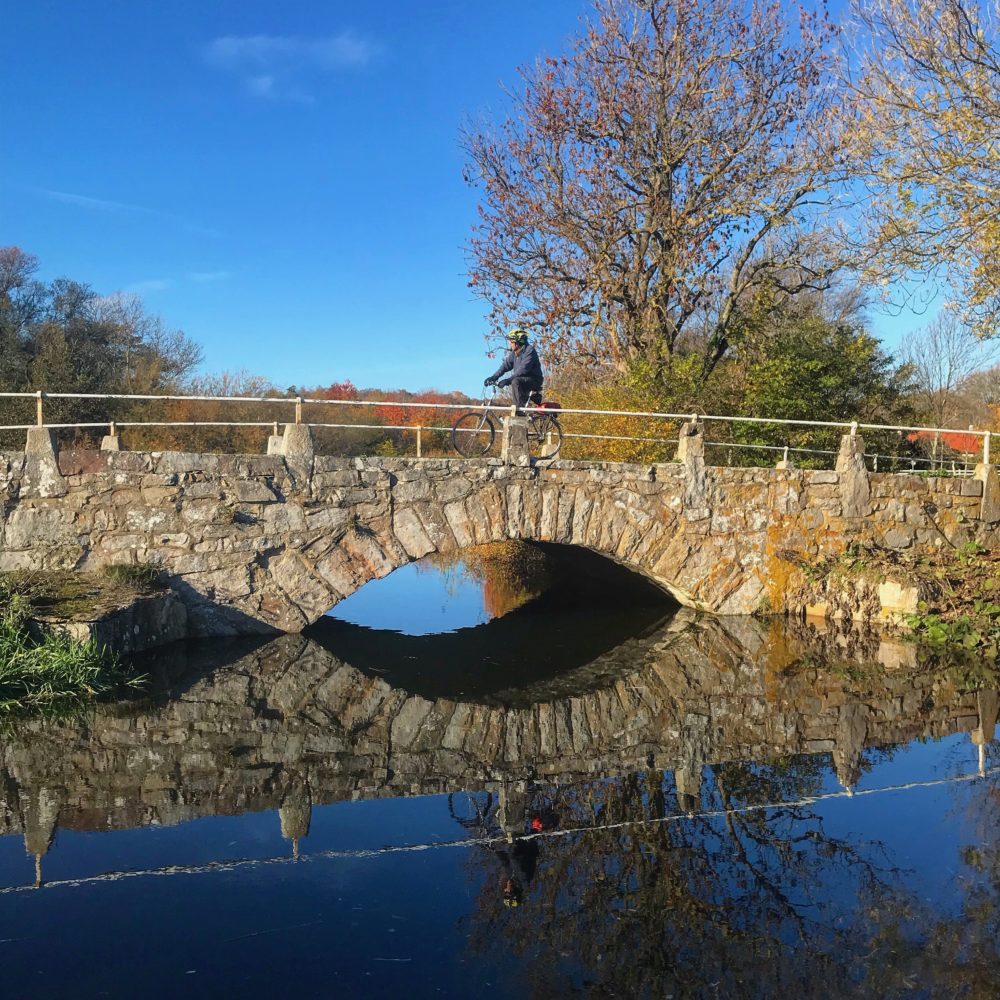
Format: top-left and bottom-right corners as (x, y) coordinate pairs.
(2, 619), (997, 856)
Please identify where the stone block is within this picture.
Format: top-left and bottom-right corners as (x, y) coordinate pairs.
(880, 526), (915, 550)
(231, 480), (278, 503)
(281, 424), (315, 462)
(808, 471), (839, 485)
(878, 578), (921, 623)
(501, 416), (530, 467)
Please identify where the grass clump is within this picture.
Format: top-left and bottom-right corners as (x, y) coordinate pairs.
(0, 578), (146, 716)
(100, 562), (162, 590)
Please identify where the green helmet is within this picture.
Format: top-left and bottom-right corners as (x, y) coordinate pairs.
(507, 328), (528, 347)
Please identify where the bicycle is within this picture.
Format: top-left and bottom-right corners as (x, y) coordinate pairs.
(451, 387), (563, 459)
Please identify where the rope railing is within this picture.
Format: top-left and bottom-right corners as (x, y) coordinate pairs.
(0, 389), (993, 468)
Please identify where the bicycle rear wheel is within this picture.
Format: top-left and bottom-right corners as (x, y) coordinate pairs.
(528, 415), (562, 459)
(452, 412), (496, 457)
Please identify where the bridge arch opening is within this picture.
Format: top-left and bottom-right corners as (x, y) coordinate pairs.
(305, 541), (678, 701)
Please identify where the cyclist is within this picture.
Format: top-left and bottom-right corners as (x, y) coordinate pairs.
(484, 328), (544, 414)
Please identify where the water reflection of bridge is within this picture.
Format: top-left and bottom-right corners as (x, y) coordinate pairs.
(2, 614), (997, 874)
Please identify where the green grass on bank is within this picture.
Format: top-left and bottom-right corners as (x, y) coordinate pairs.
(0, 577), (147, 717)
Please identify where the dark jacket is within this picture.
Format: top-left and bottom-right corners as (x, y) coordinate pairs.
(489, 344), (543, 385)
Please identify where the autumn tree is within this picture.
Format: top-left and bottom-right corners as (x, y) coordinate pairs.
(463, 0), (851, 382)
(901, 313), (995, 429)
(850, 0), (1000, 335)
(722, 286), (917, 464)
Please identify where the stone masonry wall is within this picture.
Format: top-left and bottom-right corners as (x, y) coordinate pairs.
(0, 443), (996, 635)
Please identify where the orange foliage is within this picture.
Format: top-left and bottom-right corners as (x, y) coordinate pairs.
(907, 429), (985, 457)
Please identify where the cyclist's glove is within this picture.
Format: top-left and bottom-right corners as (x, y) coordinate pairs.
(484, 376), (496, 387)
(496, 378), (511, 389)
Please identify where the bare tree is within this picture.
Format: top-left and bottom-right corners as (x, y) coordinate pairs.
(463, 0), (853, 381)
(91, 292), (203, 391)
(902, 313), (995, 428)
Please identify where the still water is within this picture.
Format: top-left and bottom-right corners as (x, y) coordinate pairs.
(1, 546), (999, 998)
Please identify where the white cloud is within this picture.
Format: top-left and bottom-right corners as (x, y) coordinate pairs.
(187, 270), (232, 282)
(34, 187), (222, 238)
(203, 30), (379, 102)
(246, 74), (276, 98)
(244, 73), (314, 104)
(43, 189), (140, 213)
(204, 31), (377, 71)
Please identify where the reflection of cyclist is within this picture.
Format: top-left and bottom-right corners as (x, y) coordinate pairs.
(497, 834), (540, 908)
(484, 329), (544, 414)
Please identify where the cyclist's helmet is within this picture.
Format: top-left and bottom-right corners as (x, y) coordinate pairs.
(507, 328), (529, 348)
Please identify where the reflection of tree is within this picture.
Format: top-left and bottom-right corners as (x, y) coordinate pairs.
(420, 542), (555, 619)
(461, 762), (910, 999)
(848, 769), (1000, 999)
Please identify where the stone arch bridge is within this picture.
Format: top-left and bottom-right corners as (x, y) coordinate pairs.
(1, 424), (998, 635)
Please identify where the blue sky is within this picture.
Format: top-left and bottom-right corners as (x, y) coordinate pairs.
(1, 1), (592, 395)
(1, 0), (931, 397)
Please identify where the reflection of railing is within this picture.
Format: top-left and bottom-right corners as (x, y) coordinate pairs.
(0, 390), (993, 470)
(3, 763), (994, 895)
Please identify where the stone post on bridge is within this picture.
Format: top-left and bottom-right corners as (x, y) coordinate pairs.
(836, 430), (871, 517)
(22, 427), (67, 499)
(280, 423), (315, 461)
(676, 418), (706, 511)
(501, 415), (530, 467)
(975, 462), (1000, 523)
(266, 422), (284, 456)
(100, 422), (121, 451)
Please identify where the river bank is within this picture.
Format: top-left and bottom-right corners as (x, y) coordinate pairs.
(0, 569), (174, 715)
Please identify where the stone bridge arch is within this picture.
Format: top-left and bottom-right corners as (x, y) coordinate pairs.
(255, 458), (711, 633)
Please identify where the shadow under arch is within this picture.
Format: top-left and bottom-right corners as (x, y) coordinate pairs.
(305, 603), (670, 705)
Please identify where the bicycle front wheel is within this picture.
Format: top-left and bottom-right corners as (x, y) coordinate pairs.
(452, 412), (496, 457)
(528, 415), (562, 459)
